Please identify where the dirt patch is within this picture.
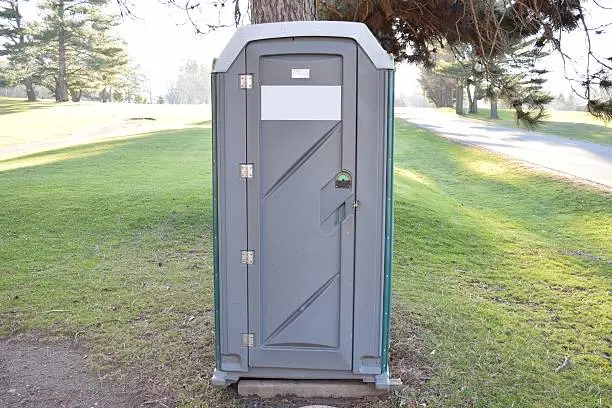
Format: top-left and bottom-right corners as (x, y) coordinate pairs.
(387, 304), (435, 406)
(0, 302), (433, 408)
(0, 336), (148, 408)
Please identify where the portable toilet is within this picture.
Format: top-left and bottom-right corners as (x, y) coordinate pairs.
(211, 21), (395, 389)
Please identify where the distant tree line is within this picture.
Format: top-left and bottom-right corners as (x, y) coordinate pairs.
(165, 60), (210, 105)
(549, 93), (587, 112)
(0, 0), (147, 103)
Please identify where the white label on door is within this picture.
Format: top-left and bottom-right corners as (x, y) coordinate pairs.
(291, 68), (310, 79)
(261, 86), (341, 121)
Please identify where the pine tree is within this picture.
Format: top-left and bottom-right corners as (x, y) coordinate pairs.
(35, 0), (127, 102)
(317, 0), (610, 123)
(0, 0), (39, 101)
(487, 38), (554, 127)
(435, 45), (486, 115)
(418, 67), (456, 109)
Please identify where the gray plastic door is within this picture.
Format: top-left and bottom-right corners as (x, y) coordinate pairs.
(246, 38), (357, 370)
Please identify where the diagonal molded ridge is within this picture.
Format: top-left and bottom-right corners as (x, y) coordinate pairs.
(262, 121), (341, 201)
(264, 272), (340, 345)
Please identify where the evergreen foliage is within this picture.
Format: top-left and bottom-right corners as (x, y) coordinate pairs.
(0, 0), (132, 102)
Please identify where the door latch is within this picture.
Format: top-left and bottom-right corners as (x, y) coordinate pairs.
(335, 170), (352, 189)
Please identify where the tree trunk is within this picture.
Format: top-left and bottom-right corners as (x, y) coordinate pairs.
(100, 88), (111, 103)
(56, 0), (69, 102)
(466, 85), (474, 113)
(24, 78), (37, 102)
(490, 94), (499, 119)
(69, 89), (82, 102)
(250, 0), (316, 23)
(455, 84), (464, 115)
(467, 85), (478, 113)
(470, 98), (478, 114)
(13, 1), (37, 102)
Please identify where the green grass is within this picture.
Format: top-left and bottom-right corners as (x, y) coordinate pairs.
(0, 128), (232, 406)
(393, 121), (611, 406)
(0, 119), (610, 407)
(0, 97), (54, 115)
(459, 107), (612, 145)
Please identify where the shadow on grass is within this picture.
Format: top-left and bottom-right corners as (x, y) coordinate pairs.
(0, 128), (197, 173)
(0, 98), (55, 116)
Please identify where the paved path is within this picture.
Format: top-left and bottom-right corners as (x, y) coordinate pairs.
(395, 107), (612, 189)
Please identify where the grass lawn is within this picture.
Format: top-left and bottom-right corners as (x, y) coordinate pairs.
(453, 107), (612, 145)
(0, 96), (210, 153)
(393, 122), (610, 406)
(0, 97), (55, 115)
(0, 118), (610, 406)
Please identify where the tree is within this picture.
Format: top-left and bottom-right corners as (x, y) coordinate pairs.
(118, 0), (611, 122)
(114, 63), (146, 103)
(0, 59), (8, 87)
(419, 45), (487, 115)
(318, 1), (612, 123)
(35, 0), (119, 102)
(112, 89), (123, 102)
(0, 0), (38, 101)
(435, 45), (486, 115)
(418, 47), (470, 111)
(482, 38), (553, 125)
(418, 68), (455, 109)
(94, 38), (130, 103)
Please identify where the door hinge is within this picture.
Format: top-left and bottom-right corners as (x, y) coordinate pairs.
(240, 164), (253, 178)
(242, 333), (255, 348)
(241, 250), (254, 265)
(239, 74), (253, 89)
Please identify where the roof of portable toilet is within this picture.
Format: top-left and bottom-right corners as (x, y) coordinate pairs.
(212, 21), (394, 73)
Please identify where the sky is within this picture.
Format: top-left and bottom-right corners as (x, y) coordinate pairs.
(115, 0), (239, 95)
(19, 0), (612, 100)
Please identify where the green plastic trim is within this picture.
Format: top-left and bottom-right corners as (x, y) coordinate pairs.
(211, 73), (221, 370)
(381, 69), (395, 372)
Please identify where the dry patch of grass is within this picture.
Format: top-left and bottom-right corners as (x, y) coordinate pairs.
(0, 96), (211, 152)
